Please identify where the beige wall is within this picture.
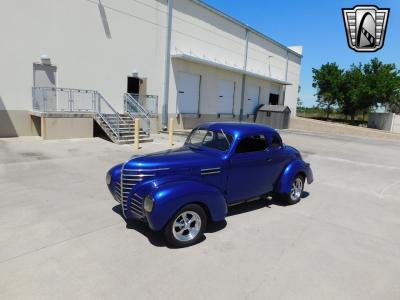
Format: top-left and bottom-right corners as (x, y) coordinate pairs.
(0, 110), (40, 137)
(42, 117), (93, 140)
(0, 0), (302, 137)
(0, 0), (167, 113)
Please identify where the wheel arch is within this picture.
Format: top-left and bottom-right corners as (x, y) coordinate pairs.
(146, 180), (228, 231)
(276, 159), (308, 194)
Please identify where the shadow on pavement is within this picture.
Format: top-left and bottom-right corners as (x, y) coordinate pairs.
(112, 190), (310, 247)
(112, 205), (227, 248)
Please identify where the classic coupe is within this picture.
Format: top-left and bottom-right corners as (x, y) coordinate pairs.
(106, 122), (313, 247)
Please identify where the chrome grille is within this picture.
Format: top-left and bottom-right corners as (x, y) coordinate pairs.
(114, 182), (122, 203)
(130, 193), (144, 216)
(121, 166), (169, 218)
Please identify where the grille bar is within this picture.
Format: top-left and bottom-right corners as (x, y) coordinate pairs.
(120, 166), (169, 218)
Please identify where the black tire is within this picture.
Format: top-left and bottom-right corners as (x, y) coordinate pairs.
(163, 204), (207, 248)
(281, 174), (305, 205)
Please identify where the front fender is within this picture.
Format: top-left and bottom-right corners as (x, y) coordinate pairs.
(276, 159), (313, 194)
(146, 180), (227, 231)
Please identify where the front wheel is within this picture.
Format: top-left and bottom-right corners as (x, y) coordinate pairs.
(163, 204), (207, 248)
(282, 175), (304, 205)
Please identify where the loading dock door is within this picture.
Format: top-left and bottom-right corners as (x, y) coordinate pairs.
(217, 80), (235, 114)
(176, 72), (200, 114)
(246, 85), (260, 115)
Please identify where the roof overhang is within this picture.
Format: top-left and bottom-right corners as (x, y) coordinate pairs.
(172, 53), (291, 86)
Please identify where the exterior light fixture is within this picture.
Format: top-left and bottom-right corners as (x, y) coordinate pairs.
(40, 54), (51, 65)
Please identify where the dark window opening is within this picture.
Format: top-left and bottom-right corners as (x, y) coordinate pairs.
(269, 93), (279, 105)
(236, 135), (267, 153)
(127, 76), (140, 94)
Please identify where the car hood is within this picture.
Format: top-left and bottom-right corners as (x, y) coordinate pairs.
(124, 146), (223, 171)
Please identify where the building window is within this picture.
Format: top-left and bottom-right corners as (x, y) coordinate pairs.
(269, 93), (279, 105)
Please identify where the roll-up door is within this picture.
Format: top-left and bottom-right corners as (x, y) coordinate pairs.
(176, 72), (200, 114)
(246, 85), (260, 115)
(217, 79), (235, 114)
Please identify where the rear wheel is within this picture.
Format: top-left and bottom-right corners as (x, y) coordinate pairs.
(282, 175), (304, 205)
(163, 204), (207, 248)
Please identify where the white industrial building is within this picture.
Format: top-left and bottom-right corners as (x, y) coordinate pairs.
(0, 0), (303, 142)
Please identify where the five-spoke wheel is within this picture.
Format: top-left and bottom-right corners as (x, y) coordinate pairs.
(282, 174), (305, 205)
(164, 204), (207, 248)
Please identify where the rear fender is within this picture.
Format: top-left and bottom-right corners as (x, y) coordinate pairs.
(145, 180), (227, 231)
(276, 159), (311, 194)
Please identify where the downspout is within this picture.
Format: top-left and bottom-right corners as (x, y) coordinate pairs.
(162, 0), (173, 130)
(282, 49), (289, 106)
(239, 29), (249, 122)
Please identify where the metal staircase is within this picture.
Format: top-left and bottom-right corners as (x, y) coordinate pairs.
(32, 87), (154, 144)
(94, 113), (153, 144)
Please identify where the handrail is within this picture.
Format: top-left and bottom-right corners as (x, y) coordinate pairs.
(32, 86), (97, 93)
(95, 92), (123, 140)
(32, 86), (124, 142)
(124, 93), (151, 135)
(125, 93), (151, 117)
(129, 93), (158, 115)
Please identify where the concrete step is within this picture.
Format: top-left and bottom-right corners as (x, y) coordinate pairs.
(119, 134), (149, 138)
(118, 137), (154, 144)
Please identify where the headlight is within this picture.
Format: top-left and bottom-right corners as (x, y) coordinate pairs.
(144, 195), (154, 213)
(106, 173), (111, 185)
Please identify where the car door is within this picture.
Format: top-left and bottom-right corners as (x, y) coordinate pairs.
(265, 134), (289, 187)
(225, 134), (272, 204)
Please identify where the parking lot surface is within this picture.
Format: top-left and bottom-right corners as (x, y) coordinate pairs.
(1, 131), (400, 300)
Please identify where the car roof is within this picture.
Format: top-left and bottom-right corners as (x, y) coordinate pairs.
(195, 122), (279, 138)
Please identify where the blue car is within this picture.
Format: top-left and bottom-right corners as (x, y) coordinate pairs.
(106, 122), (313, 247)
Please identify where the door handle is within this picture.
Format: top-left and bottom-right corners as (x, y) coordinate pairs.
(178, 91), (184, 94)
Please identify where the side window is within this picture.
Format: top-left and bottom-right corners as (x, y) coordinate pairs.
(270, 134), (282, 149)
(235, 135), (267, 153)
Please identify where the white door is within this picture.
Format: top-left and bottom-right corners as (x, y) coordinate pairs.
(217, 80), (235, 114)
(246, 85), (260, 115)
(176, 72), (200, 114)
(33, 63), (57, 111)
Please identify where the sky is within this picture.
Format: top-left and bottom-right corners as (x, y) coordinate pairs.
(202, 0), (400, 107)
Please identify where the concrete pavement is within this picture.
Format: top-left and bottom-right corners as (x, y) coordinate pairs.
(1, 132), (400, 299)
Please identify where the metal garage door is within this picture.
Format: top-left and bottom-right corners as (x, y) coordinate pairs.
(176, 72), (200, 114)
(246, 85), (260, 115)
(217, 80), (235, 114)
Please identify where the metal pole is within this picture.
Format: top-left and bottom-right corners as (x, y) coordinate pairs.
(162, 0), (173, 130)
(239, 29), (249, 122)
(168, 117), (174, 146)
(282, 49), (289, 106)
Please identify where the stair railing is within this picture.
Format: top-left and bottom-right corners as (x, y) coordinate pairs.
(32, 87), (96, 112)
(95, 92), (123, 141)
(124, 93), (151, 135)
(32, 87), (124, 142)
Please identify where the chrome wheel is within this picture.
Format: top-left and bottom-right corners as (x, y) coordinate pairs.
(290, 177), (303, 201)
(172, 211), (202, 242)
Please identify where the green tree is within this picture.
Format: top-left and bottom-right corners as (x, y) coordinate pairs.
(363, 58), (400, 111)
(312, 63), (344, 120)
(340, 64), (367, 124)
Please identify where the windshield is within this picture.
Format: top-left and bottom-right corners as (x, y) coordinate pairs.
(186, 129), (233, 152)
